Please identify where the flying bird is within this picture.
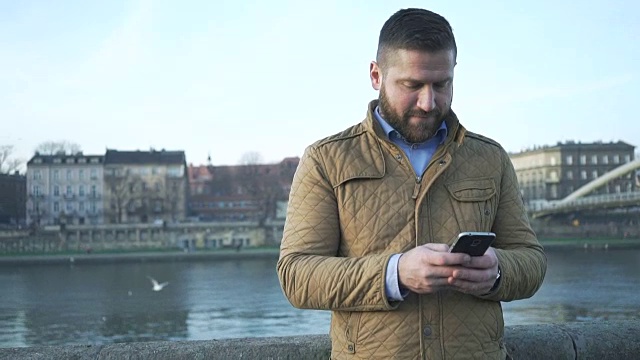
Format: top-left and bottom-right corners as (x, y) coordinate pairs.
(147, 276), (169, 291)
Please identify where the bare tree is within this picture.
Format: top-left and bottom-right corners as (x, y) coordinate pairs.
(34, 141), (82, 155)
(235, 157), (297, 244)
(0, 145), (23, 174)
(239, 151), (263, 166)
(163, 178), (186, 222)
(104, 169), (130, 224)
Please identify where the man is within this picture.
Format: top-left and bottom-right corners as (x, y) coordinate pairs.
(277, 8), (546, 360)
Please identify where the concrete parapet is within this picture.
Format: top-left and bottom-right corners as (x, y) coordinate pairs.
(1, 320), (638, 359)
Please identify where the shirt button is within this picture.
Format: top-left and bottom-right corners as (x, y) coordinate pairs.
(423, 326), (432, 337)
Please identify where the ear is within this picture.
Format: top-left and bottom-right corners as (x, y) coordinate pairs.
(369, 61), (382, 91)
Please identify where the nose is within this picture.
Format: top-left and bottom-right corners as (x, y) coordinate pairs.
(416, 85), (436, 112)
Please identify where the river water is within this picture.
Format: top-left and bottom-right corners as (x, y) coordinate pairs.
(1, 248), (639, 348)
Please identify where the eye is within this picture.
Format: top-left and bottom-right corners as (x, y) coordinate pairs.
(433, 80), (450, 89)
(402, 82), (422, 90)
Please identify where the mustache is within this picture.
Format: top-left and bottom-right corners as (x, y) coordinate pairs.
(406, 109), (441, 118)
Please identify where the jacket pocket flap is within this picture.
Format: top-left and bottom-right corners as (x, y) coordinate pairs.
(446, 178), (496, 201)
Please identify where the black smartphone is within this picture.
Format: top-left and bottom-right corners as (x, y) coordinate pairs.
(449, 232), (496, 256)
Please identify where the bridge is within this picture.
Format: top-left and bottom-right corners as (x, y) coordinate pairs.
(529, 158), (640, 219)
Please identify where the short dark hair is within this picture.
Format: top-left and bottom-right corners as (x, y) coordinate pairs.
(376, 8), (457, 67)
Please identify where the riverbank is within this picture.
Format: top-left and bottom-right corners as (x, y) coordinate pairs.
(1, 238), (639, 266)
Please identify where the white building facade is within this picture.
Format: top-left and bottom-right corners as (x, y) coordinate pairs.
(26, 153), (105, 226)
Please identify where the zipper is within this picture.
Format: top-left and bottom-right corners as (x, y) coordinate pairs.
(412, 178), (421, 199)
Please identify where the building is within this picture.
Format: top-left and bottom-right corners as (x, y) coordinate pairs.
(26, 152), (105, 226)
(510, 141), (636, 208)
(103, 149), (188, 224)
(0, 172), (26, 226)
(188, 157), (299, 222)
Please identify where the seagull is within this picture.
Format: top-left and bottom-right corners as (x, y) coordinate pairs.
(147, 276), (169, 291)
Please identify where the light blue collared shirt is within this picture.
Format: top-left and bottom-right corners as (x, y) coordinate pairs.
(374, 106), (448, 301)
(374, 107), (448, 178)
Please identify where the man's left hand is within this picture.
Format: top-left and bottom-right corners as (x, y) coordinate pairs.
(447, 247), (499, 295)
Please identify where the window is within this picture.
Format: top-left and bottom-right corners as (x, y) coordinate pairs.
(79, 185), (85, 196)
(592, 170), (598, 179)
(53, 170), (60, 180)
(33, 170), (42, 180)
(91, 202), (97, 212)
(566, 171), (573, 180)
(79, 202), (85, 211)
(602, 156), (608, 165)
(580, 155), (586, 165)
(53, 185), (60, 196)
(79, 169), (85, 180)
(33, 185), (41, 196)
(167, 166), (183, 177)
(580, 170), (587, 180)
(624, 154), (631, 163)
(66, 169), (73, 180)
(66, 202), (74, 212)
(53, 202), (60, 212)
(613, 155), (620, 164)
(565, 155), (573, 165)
(591, 155), (598, 165)
(91, 185), (97, 197)
(90, 169), (98, 179)
(550, 157), (557, 166)
(66, 185), (73, 196)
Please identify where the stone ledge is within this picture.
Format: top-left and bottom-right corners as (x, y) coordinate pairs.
(1, 320), (638, 359)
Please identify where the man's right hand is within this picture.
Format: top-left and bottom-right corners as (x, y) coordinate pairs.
(397, 243), (472, 294)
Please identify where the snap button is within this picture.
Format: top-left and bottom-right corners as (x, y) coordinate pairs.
(423, 326), (432, 337)
(347, 344), (355, 353)
(484, 209), (491, 216)
(395, 154), (403, 161)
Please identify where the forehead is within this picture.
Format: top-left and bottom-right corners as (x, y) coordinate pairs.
(384, 49), (455, 82)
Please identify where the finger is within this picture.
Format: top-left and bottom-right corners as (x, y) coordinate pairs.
(428, 252), (471, 267)
(447, 278), (492, 295)
(463, 255), (495, 269)
(451, 268), (495, 283)
(422, 243), (450, 252)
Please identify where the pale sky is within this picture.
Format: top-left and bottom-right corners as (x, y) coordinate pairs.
(1, 0), (638, 167)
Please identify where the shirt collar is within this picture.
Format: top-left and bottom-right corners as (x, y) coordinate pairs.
(374, 106), (448, 145)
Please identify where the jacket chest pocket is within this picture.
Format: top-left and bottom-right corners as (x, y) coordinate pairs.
(446, 178), (496, 232)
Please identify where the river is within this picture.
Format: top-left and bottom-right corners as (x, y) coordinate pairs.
(1, 247), (639, 348)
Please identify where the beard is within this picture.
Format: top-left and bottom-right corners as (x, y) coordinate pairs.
(378, 86), (448, 144)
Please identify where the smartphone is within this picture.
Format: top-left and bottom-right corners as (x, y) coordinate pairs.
(449, 232), (496, 256)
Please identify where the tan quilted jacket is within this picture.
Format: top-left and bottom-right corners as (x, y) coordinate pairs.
(277, 100), (546, 360)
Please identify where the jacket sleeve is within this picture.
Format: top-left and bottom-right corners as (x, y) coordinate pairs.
(481, 148), (547, 302)
(276, 146), (397, 312)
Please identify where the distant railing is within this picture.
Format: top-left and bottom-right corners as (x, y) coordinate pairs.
(529, 191), (640, 218)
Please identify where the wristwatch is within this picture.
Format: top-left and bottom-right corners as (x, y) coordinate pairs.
(489, 266), (501, 292)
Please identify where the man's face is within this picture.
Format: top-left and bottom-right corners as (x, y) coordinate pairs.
(370, 49), (455, 143)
